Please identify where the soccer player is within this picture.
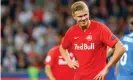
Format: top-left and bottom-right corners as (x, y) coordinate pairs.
(59, 1), (126, 80)
(116, 17), (133, 80)
(45, 46), (75, 80)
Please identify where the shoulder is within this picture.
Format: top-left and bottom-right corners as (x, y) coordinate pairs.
(91, 20), (105, 26)
(90, 20), (107, 30)
(45, 46), (59, 62)
(65, 24), (78, 35)
(52, 46), (59, 50)
(48, 46), (59, 55)
(90, 20), (110, 35)
(68, 24), (78, 31)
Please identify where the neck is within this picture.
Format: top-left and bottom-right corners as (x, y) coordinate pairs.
(81, 26), (87, 32)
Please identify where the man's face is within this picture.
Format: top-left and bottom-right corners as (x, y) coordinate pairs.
(129, 18), (133, 32)
(73, 10), (89, 27)
(130, 22), (133, 32)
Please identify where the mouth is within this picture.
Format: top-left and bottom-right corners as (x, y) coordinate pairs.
(80, 20), (85, 23)
(81, 21), (87, 24)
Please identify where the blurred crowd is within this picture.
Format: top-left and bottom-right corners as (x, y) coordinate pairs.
(1, 0), (133, 72)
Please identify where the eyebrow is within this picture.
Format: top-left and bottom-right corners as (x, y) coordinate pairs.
(77, 14), (87, 17)
(77, 15), (82, 17)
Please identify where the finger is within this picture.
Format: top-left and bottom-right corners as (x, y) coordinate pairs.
(97, 76), (102, 80)
(72, 61), (79, 67)
(97, 76), (101, 80)
(68, 64), (73, 68)
(74, 62), (79, 67)
(102, 76), (104, 80)
(72, 58), (76, 61)
(94, 75), (99, 80)
(94, 74), (102, 80)
(68, 64), (71, 67)
(74, 64), (79, 68)
(94, 73), (99, 79)
(94, 76), (97, 80)
(69, 62), (79, 69)
(72, 65), (77, 69)
(99, 76), (102, 80)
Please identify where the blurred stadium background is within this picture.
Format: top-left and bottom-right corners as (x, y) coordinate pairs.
(1, 0), (133, 80)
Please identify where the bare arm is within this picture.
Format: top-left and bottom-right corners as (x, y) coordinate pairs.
(94, 41), (125, 80)
(105, 41), (125, 70)
(106, 47), (119, 76)
(106, 48), (114, 58)
(59, 45), (79, 69)
(45, 65), (56, 80)
(115, 62), (119, 76)
(59, 45), (71, 63)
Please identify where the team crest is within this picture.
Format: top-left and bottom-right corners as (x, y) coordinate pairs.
(86, 35), (92, 41)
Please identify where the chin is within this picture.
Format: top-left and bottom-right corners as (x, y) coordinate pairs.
(80, 25), (87, 29)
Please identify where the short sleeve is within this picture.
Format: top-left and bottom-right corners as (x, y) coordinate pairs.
(61, 30), (72, 49)
(44, 48), (56, 66)
(100, 24), (119, 48)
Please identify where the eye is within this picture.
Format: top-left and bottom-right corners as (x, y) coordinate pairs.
(78, 16), (82, 18)
(84, 14), (87, 16)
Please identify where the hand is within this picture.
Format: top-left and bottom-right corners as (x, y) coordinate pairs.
(50, 77), (56, 80)
(94, 67), (109, 80)
(67, 58), (79, 69)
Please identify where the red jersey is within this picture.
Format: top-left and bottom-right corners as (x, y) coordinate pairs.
(61, 20), (119, 80)
(45, 46), (74, 80)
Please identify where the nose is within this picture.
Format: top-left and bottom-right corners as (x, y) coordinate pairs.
(81, 16), (86, 20)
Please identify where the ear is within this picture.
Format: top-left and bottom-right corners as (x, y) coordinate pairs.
(72, 13), (76, 20)
(73, 16), (76, 20)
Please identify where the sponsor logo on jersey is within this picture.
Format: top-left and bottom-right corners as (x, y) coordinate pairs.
(74, 37), (79, 39)
(86, 35), (92, 41)
(58, 59), (67, 65)
(74, 43), (95, 50)
(45, 56), (51, 62)
(58, 53), (75, 65)
(123, 37), (133, 43)
(111, 35), (116, 40)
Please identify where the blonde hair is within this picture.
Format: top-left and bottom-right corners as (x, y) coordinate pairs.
(71, 1), (89, 14)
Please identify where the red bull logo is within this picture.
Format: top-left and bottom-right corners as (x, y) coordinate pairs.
(74, 43), (95, 50)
